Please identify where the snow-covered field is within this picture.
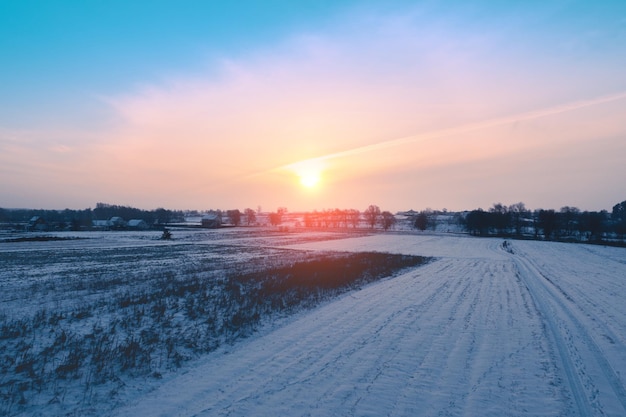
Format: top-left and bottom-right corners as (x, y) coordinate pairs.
(111, 233), (626, 417)
(3, 230), (626, 416)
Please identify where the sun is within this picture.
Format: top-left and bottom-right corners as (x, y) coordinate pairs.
(287, 158), (326, 190)
(299, 172), (321, 188)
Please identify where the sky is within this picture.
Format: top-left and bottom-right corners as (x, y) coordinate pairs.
(1, 0), (625, 213)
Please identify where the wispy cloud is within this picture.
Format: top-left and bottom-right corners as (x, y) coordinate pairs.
(104, 12), (528, 176)
(273, 90), (626, 174)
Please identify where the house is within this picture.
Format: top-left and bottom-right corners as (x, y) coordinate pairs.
(92, 220), (112, 230)
(109, 217), (126, 229)
(201, 213), (222, 228)
(127, 219), (149, 230)
(27, 216), (48, 231)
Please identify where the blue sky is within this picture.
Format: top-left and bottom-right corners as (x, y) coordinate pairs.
(1, 1), (625, 211)
(1, 1), (352, 126)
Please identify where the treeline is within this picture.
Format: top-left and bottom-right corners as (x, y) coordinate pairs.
(0, 203), (185, 230)
(299, 205), (397, 230)
(259, 205), (396, 230)
(462, 200), (626, 243)
(91, 203), (184, 225)
(2, 199), (625, 243)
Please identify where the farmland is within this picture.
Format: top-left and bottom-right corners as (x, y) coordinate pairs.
(2, 229), (626, 416)
(0, 228), (423, 416)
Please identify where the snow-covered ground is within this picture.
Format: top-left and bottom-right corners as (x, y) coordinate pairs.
(112, 234), (626, 417)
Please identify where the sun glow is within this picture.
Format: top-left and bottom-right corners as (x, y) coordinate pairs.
(287, 159), (326, 190)
(299, 172), (321, 188)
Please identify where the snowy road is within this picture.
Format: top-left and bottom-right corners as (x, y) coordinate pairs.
(114, 235), (626, 417)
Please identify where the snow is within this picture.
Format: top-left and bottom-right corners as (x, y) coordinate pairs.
(110, 234), (626, 417)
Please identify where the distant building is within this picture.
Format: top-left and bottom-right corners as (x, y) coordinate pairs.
(92, 220), (112, 230)
(27, 216), (47, 231)
(109, 217), (126, 229)
(201, 213), (222, 228)
(127, 219), (149, 230)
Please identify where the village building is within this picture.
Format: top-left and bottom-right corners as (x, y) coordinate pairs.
(127, 219), (149, 230)
(92, 217), (129, 230)
(92, 220), (112, 230)
(201, 213), (222, 228)
(109, 216), (126, 229)
(27, 216), (48, 231)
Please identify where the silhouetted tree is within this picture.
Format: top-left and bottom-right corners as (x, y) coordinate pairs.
(579, 211), (606, 242)
(414, 211), (429, 231)
(268, 213), (281, 226)
(465, 209), (489, 236)
(244, 208), (256, 226)
(364, 205), (381, 229)
(154, 208), (172, 224)
(558, 206), (580, 238)
(269, 208), (287, 227)
(537, 209), (558, 240)
(613, 200), (626, 220)
(321, 209), (332, 228)
(612, 200), (626, 241)
(380, 211), (396, 230)
(489, 203), (510, 235)
(227, 209), (241, 226)
(333, 209), (347, 228)
(508, 202), (529, 237)
(347, 209), (360, 228)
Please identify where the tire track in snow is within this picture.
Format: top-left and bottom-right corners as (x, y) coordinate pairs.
(509, 246), (626, 416)
(302, 260), (471, 416)
(517, 242), (626, 354)
(386, 256), (562, 416)
(200, 260), (463, 417)
(385, 259), (485, 416)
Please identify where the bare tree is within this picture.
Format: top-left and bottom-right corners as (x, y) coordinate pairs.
(536, 209), (558, 240)
(244, 208), (256, 226)
(347, 209), (360, 228)
(579, 211), (607, 242)
(364, 205), (381, 229)
(559, 206), (580, 238)
(509, 202), (530, 237)
(612, 200), (626, 241)
(269, 207), (288, 227)
(489, 203), (510, 235)
(414, 211), (429, 231)
(380, 211), (396, 230)
(227, 209), (241, 226)
(465, 209), (489, 236)
(303, 212), (314, 228)
(268, 212), (282, 226)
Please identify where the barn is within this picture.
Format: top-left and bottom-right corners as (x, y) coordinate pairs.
(201, 214), (222, 228)
(127, 219), (149, 230)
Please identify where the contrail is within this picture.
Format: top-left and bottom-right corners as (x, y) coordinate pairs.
(255, 90), (626, 177)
